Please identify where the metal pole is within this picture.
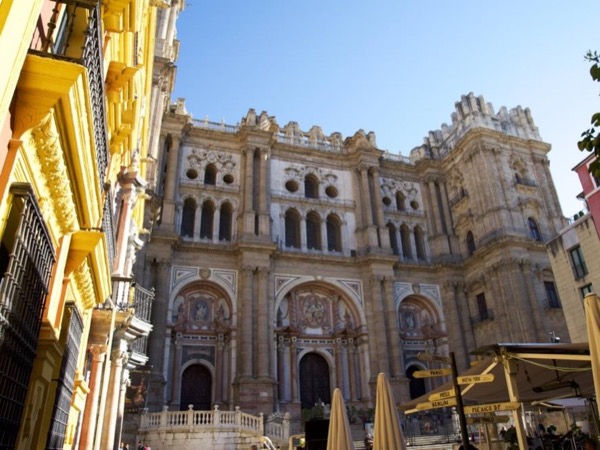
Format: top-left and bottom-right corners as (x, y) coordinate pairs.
(451, 352), (470, 449)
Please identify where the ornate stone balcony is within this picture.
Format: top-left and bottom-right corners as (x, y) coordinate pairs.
(138, 406), (289, 450)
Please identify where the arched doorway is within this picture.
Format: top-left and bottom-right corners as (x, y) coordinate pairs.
(180, 364), (212, 410)
(299, 353), (331, 409)
(406, 365), (426, 399)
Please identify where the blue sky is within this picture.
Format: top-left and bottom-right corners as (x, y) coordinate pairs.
(172, 1), (599, 218)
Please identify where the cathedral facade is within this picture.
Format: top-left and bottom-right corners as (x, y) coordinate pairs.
(137, 93), (569, 421)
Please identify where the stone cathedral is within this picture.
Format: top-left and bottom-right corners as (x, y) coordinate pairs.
(136, 92), (569, 422)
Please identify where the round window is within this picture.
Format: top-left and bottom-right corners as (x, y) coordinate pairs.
(285, 180), (299, 193)
(325, 186), (338, 198)
(223, 174), (234, 184)
(382, 196), (391, 206)
(410, 200), (419, 210)
(186, 169), (198, 180)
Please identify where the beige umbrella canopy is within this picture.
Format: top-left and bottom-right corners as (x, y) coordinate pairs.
(584, 293), (600, 401)
(373, 373), (407, 450)
(327, 388), (354, 450)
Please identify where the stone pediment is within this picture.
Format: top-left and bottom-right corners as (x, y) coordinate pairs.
(344, 130), (378, 154)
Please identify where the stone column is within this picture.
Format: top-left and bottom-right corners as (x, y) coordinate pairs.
(194, 203), (201, 238)
(383, 278), (403, 377)
(335, 339), (344, 389)
(370, 276), (390, 375)
(359, 166), (373, 227)
(257, 268), (270, 378)
(370, 167), (390, 249)
(520, 261), (544, 342)
(165, 0), (180, 44)
(445, 282), (471, 369)
(258, 148), (271, 235)
(347, 342), (357, 402)
(170, 337), (182, 407)
(213, 204), (221, 242)
(320, 219), (328, 253)
(277, 337), (285, 401)
(145, 260), (170, 412)
(215, 338), (225, 404)
(427, 178), (443, 235)
(240, 267), (254, 377)
(290, 338), (298, 402)
(78, 345), (107, 450)
(112, 369), (129, 450)
(162, 135), (181, 232)
(300, 217), (307, 250)
(100, 348), (128, 450)
(242, 147), (256, 235)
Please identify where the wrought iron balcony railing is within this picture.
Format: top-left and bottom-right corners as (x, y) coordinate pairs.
(31, 0), (109, 192)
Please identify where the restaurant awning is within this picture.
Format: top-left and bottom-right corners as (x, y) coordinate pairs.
(399, 343), (593, 449)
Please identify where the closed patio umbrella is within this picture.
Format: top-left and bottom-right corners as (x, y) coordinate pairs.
(327, 388), (354, 450)
(584, 293), (600, 401)
(373, 373), (407, 450)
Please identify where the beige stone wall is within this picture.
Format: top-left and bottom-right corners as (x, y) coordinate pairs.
(547, 214), (600, 342)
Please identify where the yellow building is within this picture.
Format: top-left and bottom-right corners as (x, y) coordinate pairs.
(0, 0), (158, 449)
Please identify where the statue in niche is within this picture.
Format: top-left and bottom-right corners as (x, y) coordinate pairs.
(405, 311), (416, 330)
(277, 297), (290, 327)
(172, 295), (185, 323)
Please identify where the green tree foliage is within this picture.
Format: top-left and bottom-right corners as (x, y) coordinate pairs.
(578, 51), (600, 176)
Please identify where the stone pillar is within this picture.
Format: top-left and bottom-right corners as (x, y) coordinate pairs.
(320, 219), (328, 253)
(215, 338), (225, 404)
(277, 337), (285, 401)
(359, 166), (373, 227)
(347, 342), (357, 402)
(147, 260), (170, 411)
(335, 339), (344, 389)
(383, 278), (403, 377)
(242, 148), (256, 235)
(100, 348), (127, 450)
(427, 178), (443, 235)
(370, 167), (390, 249)
(520, 261), (544, 342)
(165, 0), (180, 44)
(213, 204), (221, 242)
(258, 148), (271, 235)
(170, 337), (182, 407)
(240, 267), (254, 377)
(112, 369), (129, 450)
(78, 345), (107, 450)
(256, 268), (270, 378)
(194, 203), (201, 238)
(290, 338), (298, 402)
(445, 282), (471, 369)
(369, 276), (390, 375)
(300, 217), (307, 250)
(162, 135), (181, 232)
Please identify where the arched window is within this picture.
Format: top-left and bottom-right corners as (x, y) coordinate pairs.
(285, 209), (301, 248)
(326, 214), (342, 252)
(304, 175), (319, 199)
(414, 226), (425, 260)
(306, 212), (322, 250)
(466, 231), (476, 256)
(181, 198), (196, 237)
(387, 223), (399, 256)
(204, 164), (217, 185)
(396, 192), (406, 211)
(400, 224), (412, 259)
(219, 202), (233, 241)
(200, 200), (215, 239)
(528, 217), (541, 241)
